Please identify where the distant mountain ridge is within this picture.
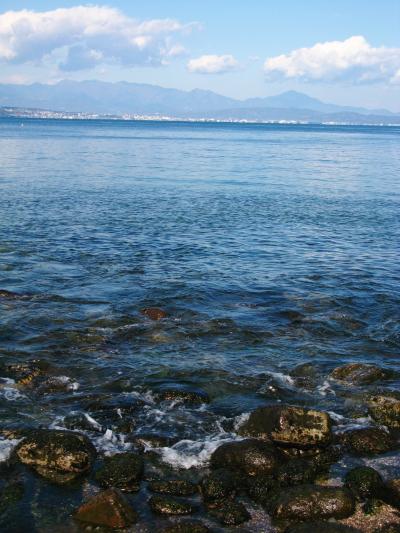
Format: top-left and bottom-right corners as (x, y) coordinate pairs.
(0, 81), (399, 124)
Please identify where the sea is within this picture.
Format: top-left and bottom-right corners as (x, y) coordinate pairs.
(0, 118), (399, 530)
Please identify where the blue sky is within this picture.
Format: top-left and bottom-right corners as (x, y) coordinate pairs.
(1, 1), (399, 110)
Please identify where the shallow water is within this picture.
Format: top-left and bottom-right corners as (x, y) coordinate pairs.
(0, 118), (399, 530)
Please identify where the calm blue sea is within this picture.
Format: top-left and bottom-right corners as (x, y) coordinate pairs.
(0, 118), (399, 529)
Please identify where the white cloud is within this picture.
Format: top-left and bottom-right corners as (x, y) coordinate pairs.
(0, 6), (196, 71)
(264, 36), (400, 84)
(187, 54), (239, 74)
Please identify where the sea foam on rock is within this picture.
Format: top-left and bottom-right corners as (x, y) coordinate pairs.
(238, 405), (332, 448)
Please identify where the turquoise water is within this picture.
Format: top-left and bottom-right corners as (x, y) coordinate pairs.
(0, 118), (399, 529)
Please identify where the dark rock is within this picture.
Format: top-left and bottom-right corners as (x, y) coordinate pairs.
(4, 361), (48, 387)
(95, 452), (143, 492)
(239, 405), (332, 448)
(290, 363), (319, 389)
(149, 479), (197, 496)
(157, 386), (209, 404)
(276, 458), (319, 486)
(141, 307), (168, 320)
(38, 376), (77, 393)
(0, 289), (26, 300)
(149, 495), (194, 515)
(385, 479), (400, 509)
(200, 469), (239, 501)
(344, 467), (385, 501)
(210, 439), (281, 477)
(74, 488), (137, 529)
(285, 522), (360, 533)
(331, 363), (391, 385)
(162, 521), (210, 533)
(0, 481), (24, 513)
(246, 475), (277, 505)
(15, 429), (96, 483)
(205, 499), (250, 526)
(368, 395), (400, 428)
(268, 485), (355, 521)
(340, 427), (396, 456)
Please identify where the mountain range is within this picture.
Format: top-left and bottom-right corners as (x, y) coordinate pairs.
(0, 80), (399, 124)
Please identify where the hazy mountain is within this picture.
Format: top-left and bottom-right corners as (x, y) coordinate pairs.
(0, 80), (399, 123)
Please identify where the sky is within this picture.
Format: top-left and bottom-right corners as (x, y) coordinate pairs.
(0, 1), (399, 111)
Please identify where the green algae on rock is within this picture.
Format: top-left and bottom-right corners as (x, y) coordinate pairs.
(368, 395), (400, 428)
(200, 469), (239, 501)
(205, 498), (250, 526)
(149, 479), (198, 496)
(162, 521), (210, 533)
(344, 467), (385, 501)
(340, 427), (396, 456)
(95, 452), (144, 492)
(149, 495), (195, 515)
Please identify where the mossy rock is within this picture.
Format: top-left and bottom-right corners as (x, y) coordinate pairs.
(157, 386), (209, 404)
(149, 479), (197, 497)
(239, 405), (332, 448)
(276, 458), (319, 486)
(385, 478), (400, 509)
(200, 469), (239, 501)
(344, 467), (385, 501)
(95, 452), (143, 492)
(246, 475), (277, 505)
(210, 438), (281, 477)
(340, 427), (396, 456)
(331, 363), (391, 385)
(368, 395), (400, 428)
(285, 521), (360, 532)
(162, 521), (210, 533)
(149, 495), (194, 515)
(205, 498), (250, 526)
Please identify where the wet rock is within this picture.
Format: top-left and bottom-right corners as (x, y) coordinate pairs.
(239, 405), (332, 448)
(149, 479), (197, 496)
(95, 452), (143, 492)
(38, 376), (78, 394)
(210, 439), (281, 477)
(268, 485), (355, 521)
(74, 488), (137, 529)
(345, 467), (385, 501)
(0, 289), (25, 300)
(285, 522), (359, 533)
(157, 386), (209, 404)
(141, 307), (169, 320)
(276, 458), (319, 486)
(200, 469), (239, 501)
(0, 481), (24, 513)
(374, 525), (400, 533)
(4, 360), (48, 387)
(205, 499), (250, 526)
(162, 521), (210, 533)
(15, 429), (96, 483)
(385, 479), (400, 509)
(290, 363), (319, 389)
(246, 475), (277, 505)
(149, 495), (194, 515)
(331, 363), (391, 385)
(340, 427), (396, 456)
(368, 395), (400, 428)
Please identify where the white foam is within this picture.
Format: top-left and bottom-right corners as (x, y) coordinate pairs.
(0, 438), (21, 462)
(317, 380), (336, 396)
(0, 377), (27, 401)
(92, 429), (132, 456)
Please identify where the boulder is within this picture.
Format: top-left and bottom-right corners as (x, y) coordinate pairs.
(157, 386), (209, 404)
(385, 479), (400, 509)
(200, 469), (239, 501)
(246, 475), (277, 505)
(276, 458), (319, 486)
(285, 522), (359, 533)
(95, 452), (143, 492)
(210, 438), (281, 477)
(15, 429), (96, 483)
(149, 495), (194, 515)
(205, 499), (250, 526)
(74, 488), (137, 529)
(162, 521), (210, 533)
(331, 363), (391, 385)
(268, 485), (355, 521)
(368, 395), (400, 428)
(344, 467), (385, 501)
(340, 427), (396, 456)
(239, 405), (332, 448)
(141, 307), (168, 320)
(149, 479), (197, 496)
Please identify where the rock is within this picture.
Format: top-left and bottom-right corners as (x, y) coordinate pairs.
(239, 405), (332, 448)
(200, 469), (239, 501)
(344, 467), (385, 501)
(134, 434), (175, 448)
(368, 395), (400, 428)
(268, 485), (355, 521)
(276, 458), (319, 486)
(205, 499), (250, 526)
(246, 475), (277, 505)
(285, 522), (359, 533)
(290, 363), (319, 389)
(0, 289), (25, 300)
(157, 386), (209, 404)
(210, 439), (281, 477)
(15, 429), (96, 483)
(74, 488), (137, 529)
(0, 481), (24, 513)
(340, 427), (396, 456)
(149, 495), (194, 515)
(162, 521), (210, 533)
(141, 307), (168, 320)
(331, 363), (390, 385)
(95, 452), (143, 492)
(149, 479), (197, 496)
(385, 479), (400, 509)
(374, 525), (400, 533)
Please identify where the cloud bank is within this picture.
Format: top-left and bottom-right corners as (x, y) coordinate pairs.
(264, 36), (400, 84)
(187, 54), (238, 74)
(0, 6), (196, 71)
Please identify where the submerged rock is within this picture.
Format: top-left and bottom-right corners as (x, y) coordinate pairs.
(210, 438), (281, 477)
(149, 479), (197, 496)
(200, 469), (239, 501)
(95, 452), (144, 492)
(368, 395), (400, 428)
(157, 386), (210, 404)
(285, 522), (359, 533)
(141, 307), (169, 320)
(205, 499), (250, 526)
(239, 405), (332, 448)
(74, 488), (137, 529)
(15, 429), (96, 483)
(268, 485), (355, 521)
(0, 289), (26, 300)
(330, 363), (391, 385)
(340, 427), (396, 456)
(162, 521), (210, 533)
(149, 495), (194, 515)
(0, 481), (24, 514)
(344, 467), (385, 501)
